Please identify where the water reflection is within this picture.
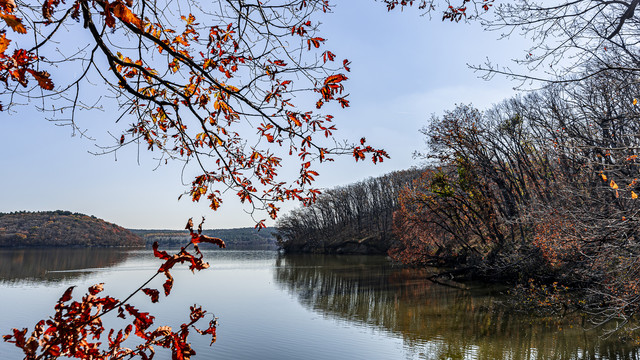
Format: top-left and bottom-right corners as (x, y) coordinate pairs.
(0, 248), (131, 284)
(274, 254), (638, 360)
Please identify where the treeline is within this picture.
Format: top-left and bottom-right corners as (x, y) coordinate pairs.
(275, 169), (422, 254)
(392, 72), (640, 332)
(276, 71), (640, 334)
(0, 211), (144, 247)
(131, 227), (277, 250)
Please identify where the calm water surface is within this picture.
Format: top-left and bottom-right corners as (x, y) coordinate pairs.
(0, 248), (636, 359)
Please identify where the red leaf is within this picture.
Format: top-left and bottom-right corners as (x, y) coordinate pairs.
(152, 242), (170, 260)
(307, 37), (324, 50)
(88, 283), (104, 295)
(142, 288), (160, 303)
(254, 219), (266, 230)
(343, 59), (351, 72)
(322, 50), (335, 63)
(192, 234), (226, 248)
(324, 74), (348, 85)
(163, 274), (174, 296)
(59, 286), (75, 302)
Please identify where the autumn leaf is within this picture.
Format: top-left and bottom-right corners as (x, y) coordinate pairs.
(0, 33), (10, 54)
(610, 180), (619, 190)
(152, 241), (170, 260)
(191, 234), (225, 248)
(0, 14), (26, 33)
(307, 37), (324, 50)
(322, 50), (335, 63)
(632, 191), (638, 199)
(324, 74), (347, 85)
(111, 1), (142, 29)
(142, 288), (160, 303)
(0, 0), (16, 12)
(163, 276), (174, 296)
(343, 59), (351, 72)
(59, 286), (75, 302)
(88, 283), (104, 295)
(26, 69), (54, 90)
(254, 219), (266, 230)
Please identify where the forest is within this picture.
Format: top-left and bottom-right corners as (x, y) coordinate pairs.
(276, 169), (422, 254)
(0, 211), (144, 247)
(276, 72), (640, 336)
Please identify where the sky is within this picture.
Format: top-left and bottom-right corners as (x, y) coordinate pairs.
(0, 1), (529, 229)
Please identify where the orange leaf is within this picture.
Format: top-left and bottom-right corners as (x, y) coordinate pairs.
(111, 1), (142, 28)
(610, 180), (619, 190)
(0, 33), (10, 54)
(632, 191), (638, 199)
(324, 74), (347, 85)
(27, 69), (54, 90)
(0, 14), (26, 33)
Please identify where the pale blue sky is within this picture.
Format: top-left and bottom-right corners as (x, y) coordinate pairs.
(0, 1), (527, 229)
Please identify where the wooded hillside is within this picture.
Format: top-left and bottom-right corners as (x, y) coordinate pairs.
(275, 169), (422, 254)
(131, 227), (277, 250)
(0, 211), (144, 247)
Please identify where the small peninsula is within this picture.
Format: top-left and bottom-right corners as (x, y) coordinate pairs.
(0, 211), (144, 247)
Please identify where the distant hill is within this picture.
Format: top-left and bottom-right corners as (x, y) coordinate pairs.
(131, 227), (277, 250)
(0, 211), (144, 247)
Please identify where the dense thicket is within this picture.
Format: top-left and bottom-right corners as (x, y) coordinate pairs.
(0, 211), (144, 247)
(392, 73), (640, 334)
(276, 169), (422, 254)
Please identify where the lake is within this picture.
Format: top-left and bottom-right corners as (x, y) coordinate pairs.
(0, 248), (636, 360)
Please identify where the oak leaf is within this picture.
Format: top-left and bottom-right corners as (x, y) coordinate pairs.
(27, 69), (54, 90)
(0, 14), (26, 33)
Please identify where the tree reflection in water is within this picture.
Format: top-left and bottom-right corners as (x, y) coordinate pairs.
(274, 254), (639, 360)
(0, 248), (132, 284)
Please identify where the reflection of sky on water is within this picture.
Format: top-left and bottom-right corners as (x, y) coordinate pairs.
(2, 249), (639, 360)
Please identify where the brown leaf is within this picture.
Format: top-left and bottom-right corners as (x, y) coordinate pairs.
(111, 1), (142, 28)
(192, 234), (225, 248)
(0, 14), (26, 34)
(59, 286), (75, 302)
(142, 288), (160, 303)
(26, 69), (54, 90)
(0, 33), (10, 54)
